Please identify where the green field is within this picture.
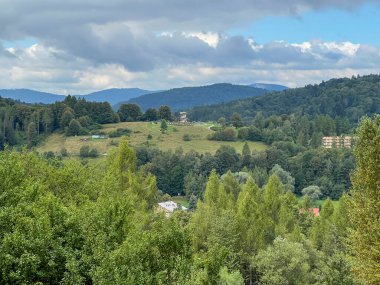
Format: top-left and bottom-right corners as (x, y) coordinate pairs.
(36, 121), (267, 156)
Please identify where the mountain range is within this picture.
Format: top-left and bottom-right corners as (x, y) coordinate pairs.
(123, 83), (276, 111)
(0, 88), (154, 105)
(0, 83), (287, 110)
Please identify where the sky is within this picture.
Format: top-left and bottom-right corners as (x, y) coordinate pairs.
(0, 0), (380, 94)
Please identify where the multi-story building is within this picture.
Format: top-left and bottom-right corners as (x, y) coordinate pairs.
(322, 136), (353, 148)
(179, 112), (188, 123)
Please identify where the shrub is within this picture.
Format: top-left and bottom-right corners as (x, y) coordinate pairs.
(60, 148), (68, 157)
(79, 145), (90, 158)
(89, 148), (99, 158)
(208, 127), (237, 141)
(183, 134), (191, 141)
(108, 128), (131, 138)
(79, 145), (99, 158)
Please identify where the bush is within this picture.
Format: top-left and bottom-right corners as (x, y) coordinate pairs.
(147, 134), (153, 140)
(79, 145), (99, 158)
(79, 145), (90, 158)
(108, 128), (131, 138)
(208, 127), (237, 141)
(183, 134), (191, 141)
(89, 148), (99, 158)
(60, 148), (68, 157)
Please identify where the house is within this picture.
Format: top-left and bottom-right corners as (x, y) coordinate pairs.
(157, 201), (187, 217)
(300, 207), (320, 217)
(179, 112), (188, 123)
(322, 136), (353, 149)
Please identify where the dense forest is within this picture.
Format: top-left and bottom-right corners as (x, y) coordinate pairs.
(1, 115), (379, 284)
(0, 95), (118, 149)
(126, 83), (268, 111)
(189, 74), (380, 124)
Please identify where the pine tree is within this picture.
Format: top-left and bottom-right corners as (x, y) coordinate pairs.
(348, 116), (380, 283)
(27, 122), (38, 147)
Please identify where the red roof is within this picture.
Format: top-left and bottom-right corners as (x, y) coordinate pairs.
(299, 207), (320, 217)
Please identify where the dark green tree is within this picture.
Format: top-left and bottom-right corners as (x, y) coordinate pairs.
(158, 105), (172, 121)
(118, 103), (142, 122)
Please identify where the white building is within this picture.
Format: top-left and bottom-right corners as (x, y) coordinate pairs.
(157, 201), (187, 217)
(179, 112), (188, 123)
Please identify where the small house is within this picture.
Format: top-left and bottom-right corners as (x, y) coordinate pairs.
(157, 201), (187, 217)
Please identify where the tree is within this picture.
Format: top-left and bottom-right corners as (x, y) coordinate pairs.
(66, 119), (81, 136)
(143, 108), (158, 121)
(60, 107), (75, 128)
(158, 105), (172, 121)
(301, 185), (322, 202)
(231, 112), (243, 128)
(79, 145), (90, 158)
(160, 119), (168, 133)
(218, 117), (226, 128)
(255, 237), (318, 285)
(269, 164), (295, 193)
(219, 267), (244, 285)
(118, 103), (142, 122)
(27, 121), (38, 147)
(348, 116), (380, 284)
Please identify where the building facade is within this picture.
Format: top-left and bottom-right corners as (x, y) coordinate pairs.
(322, 136), (353, 148)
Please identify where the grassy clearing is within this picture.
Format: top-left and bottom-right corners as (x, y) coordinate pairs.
(36, 121), (267, 156)
(297, 196), (339, 208)
(171, 196), (190, 208)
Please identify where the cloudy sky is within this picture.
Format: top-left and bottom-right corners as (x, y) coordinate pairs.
(0, 0), (380, 94)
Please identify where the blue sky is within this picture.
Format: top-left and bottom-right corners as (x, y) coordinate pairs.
(0, 1), (380, 93)
(230, 3), (380, 45)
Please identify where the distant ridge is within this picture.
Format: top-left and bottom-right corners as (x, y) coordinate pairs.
(0, 88), (154, 105)
(188, 74), (380, 122)
(249, 83), (288, 91)
(76, 88), (155, 105)
(123, 83), (268, 111)
(0, 89), (65, 104)
(0, 82), (285, 108)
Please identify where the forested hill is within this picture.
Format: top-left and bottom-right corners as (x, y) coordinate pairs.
(125, 83), (268, 111)
(0, 89), (65, 104)
(0, 88), (154, 105)
(189, 74), (380, 123)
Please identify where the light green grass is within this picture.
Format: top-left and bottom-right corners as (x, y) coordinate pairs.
(36, 122), (267, 156)
(171, 196), (190, 208)
(297, 197), (339, 208)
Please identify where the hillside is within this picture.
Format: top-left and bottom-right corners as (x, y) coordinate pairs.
(189, 74), (380, 123)
(0, 89), (65, 104)
(249, 83), (288, 91)
(0, 88), (154, 105)
(37, 121), (267, 155)
(77, 88), (155, 105)
(124, 83), (268, 111)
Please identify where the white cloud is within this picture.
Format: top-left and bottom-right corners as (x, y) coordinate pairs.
(0, 0), (379, 92)
(184, 32), (220, 48)
(1, 37), (380, 94)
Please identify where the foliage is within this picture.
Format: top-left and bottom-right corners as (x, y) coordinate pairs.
(348, 116), (380, 284)
(158, 105), (172, 121)
(160, 119), (168, 133)
(189, 74), (380, 125)
(183, 133), (191, 141)
(108, 128), (132, 138)
(118, 103), (142, 122)
(302, 185), (322, 202)
(208, 127), (237, 141)
(128, 83), (267, 112)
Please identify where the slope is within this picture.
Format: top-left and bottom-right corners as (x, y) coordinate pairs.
(125, 83), (268, 111)
(189, 74), (380, 123)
